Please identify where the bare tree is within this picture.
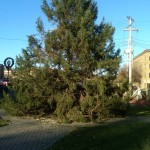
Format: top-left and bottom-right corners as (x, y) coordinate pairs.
(117, 64), (141, 84)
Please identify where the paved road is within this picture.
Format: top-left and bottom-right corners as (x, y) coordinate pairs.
(0, 109), (75, 150)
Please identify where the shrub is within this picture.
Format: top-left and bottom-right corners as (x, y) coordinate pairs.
(54, 91), (75, 118)
(67, 107), (87, 123)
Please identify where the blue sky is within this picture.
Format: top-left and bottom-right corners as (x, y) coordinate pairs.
(0, 0), (150, 65)
(97, 0), (150, 64)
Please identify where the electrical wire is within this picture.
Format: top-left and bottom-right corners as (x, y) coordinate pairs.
(0, 37), (27, 41)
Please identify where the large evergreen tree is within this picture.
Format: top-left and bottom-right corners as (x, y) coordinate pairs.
(42, 0), (120, 78)
(2, 0), (129, 122)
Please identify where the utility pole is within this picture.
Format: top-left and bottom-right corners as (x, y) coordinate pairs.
(124, 16), (138, 95)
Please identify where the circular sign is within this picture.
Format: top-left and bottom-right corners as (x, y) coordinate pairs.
(4, 57), (14, 70)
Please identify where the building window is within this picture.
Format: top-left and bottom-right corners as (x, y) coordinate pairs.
(149, 73), (150, 78)
(149, 56), (150, 60)
(149, 64), (150, 69)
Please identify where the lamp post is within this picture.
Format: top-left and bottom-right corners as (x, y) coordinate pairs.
(7, 60), (11, 77)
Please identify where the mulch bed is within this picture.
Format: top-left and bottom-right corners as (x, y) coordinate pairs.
(130, 99), (150, 106)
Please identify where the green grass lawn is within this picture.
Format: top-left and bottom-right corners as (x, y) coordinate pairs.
(46, 105), (150, 150)
(48, 122), (150, 150)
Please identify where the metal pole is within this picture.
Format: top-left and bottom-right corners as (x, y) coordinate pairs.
(124, 16), (138, 95)
(129, 18), (132, 94)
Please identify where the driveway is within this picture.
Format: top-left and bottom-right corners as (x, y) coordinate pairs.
(0, 109), (75, 150)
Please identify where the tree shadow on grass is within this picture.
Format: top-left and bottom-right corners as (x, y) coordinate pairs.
(50, 121), (150, 150)
(128, 105), (150, 116)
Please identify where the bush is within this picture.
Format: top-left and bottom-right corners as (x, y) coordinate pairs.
(1, 70), (129, 122)
(108, 95), (129, 117)
(66, 107), (87, 122)
(77, 77), (130, 122)
(54, 91), (75, 118)
(1, 94), (24, 116)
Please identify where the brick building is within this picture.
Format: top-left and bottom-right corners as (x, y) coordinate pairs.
(133, 49), (150, 90)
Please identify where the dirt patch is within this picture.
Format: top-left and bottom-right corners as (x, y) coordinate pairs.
(130, 99), (150, 106)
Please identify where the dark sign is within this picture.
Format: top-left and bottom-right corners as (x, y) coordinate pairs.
(4, 57), (14, 70)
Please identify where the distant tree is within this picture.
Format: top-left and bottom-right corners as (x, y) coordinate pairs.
(117, 65), (128, 83)
(117, 64), (142, 84)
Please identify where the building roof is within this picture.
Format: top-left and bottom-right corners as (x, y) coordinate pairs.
(133, 49), (150, 60)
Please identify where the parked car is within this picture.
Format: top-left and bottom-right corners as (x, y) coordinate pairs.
(0, 78), (11, 86)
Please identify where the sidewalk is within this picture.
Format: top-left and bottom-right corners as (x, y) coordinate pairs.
(0, 109), (74, 150)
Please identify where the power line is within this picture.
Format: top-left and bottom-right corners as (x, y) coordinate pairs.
(0, 37), (27, 42)
(133, 38), (150, 43)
